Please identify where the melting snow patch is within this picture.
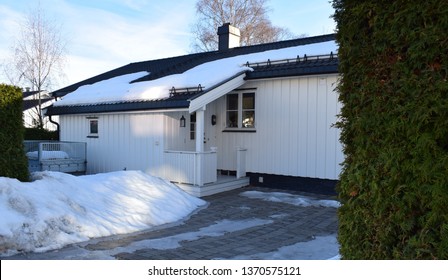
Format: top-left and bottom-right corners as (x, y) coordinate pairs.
(42, 218), (274, 259)
(112, 218), (273, 252)
(241, 191), (341, 208)
(228, 235), (340, 260)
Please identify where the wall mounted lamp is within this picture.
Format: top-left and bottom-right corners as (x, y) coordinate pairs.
(180, 115), (186, 127)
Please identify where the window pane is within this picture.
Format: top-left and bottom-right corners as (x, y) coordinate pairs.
(243, 93), (255, 109)
(190, 123), (195, 140)
(227, 94), (238, 110)
(242, 111), (255, 128)
(227, 111), (238, 128)
(90, 120), (98, 134)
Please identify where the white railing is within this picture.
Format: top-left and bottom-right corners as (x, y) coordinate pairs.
(163, 150), (217, 186)
(24, 141), (86, 173)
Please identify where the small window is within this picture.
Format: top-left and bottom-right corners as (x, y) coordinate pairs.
(226, 92), (255, 129)
(190, 113), (196, 140)
(87, 118), (99, 138)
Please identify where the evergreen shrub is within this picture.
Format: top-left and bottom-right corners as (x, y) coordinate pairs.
(24, 127), (59, 140)
(0, 84), (29, 181)
(333, 0), (448, 259)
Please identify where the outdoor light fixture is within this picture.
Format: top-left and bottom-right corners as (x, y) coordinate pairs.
(180, 115), (186, 127)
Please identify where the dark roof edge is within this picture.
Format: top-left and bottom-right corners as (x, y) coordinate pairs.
(46, 100), (189, 116)
(246, 67), (339, 80)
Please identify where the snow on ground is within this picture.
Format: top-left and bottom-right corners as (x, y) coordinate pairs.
(4, 219), (338, 260)
(131, 218), (273, 250)
(229, 235), (340, 260)
(49, 218), (275, 260)
(54, 40), (337, 107)
(241, 191), (341, 208)
(0, 171), (206, 256)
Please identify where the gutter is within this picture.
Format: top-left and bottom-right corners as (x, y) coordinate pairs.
(48, 115), (60, 137)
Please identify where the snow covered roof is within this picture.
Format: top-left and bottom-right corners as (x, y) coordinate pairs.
(47, 34), (338, 116)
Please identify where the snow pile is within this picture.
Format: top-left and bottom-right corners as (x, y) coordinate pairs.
(241, 191), (341, 208)
(0, 171), (206, 256)
(26, 151), (70, 160)
(54, 40), (337, 107)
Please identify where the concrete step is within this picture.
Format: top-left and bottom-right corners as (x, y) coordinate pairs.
(175, 176), (250, 197)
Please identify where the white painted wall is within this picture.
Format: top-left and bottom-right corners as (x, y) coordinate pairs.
(60, 112), (165, 176)
(212, 74), (343, 180)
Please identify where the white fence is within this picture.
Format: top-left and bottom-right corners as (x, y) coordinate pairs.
(24, 141), (87, 174)
(163, 150), (217, 186)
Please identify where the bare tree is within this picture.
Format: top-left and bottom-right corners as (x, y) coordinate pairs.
(4, 4), (66, 128)
(191, 0), (296, 52)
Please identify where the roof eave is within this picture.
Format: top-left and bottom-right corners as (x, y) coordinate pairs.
(46, 100), (190, 116)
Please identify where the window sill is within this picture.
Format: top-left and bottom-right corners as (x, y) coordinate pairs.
(222, 129), (256, 133)
(87, 135), (99, 138)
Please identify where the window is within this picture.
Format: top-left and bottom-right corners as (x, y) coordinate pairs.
(242, 92), (255, 128)
(226, 92), (255, 129)
(190, 113), (196, 140)
(87, 117), (99, 138)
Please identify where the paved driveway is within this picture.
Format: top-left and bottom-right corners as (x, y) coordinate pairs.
(4, 186), (339, 260)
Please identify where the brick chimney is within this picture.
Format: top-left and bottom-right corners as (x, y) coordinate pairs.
(217, 23), (240, 51)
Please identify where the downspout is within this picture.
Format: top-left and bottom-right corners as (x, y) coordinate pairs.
(48, 114), (60, 140)
(48, 96), (60, 140)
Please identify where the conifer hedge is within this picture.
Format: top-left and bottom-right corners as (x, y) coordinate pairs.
(333, 0), (448, 259)
(0, 84), (29, 181)
(24, 127), (59, 141)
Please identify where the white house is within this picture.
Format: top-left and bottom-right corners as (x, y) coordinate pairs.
(47, 24), (342, 196)
(23, 89), (58, 131)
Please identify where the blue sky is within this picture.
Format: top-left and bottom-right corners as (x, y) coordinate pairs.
(0, 0), (335, 87)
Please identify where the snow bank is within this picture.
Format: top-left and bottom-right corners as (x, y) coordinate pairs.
(241, 191), (341, 208)
(26, 151), (69, 160)
(0, 171), (206, 256)
(54, 40), (337, 107)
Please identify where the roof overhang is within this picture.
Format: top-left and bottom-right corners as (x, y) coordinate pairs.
(46, 99), (190, 116)
(188, 71), (247, 113)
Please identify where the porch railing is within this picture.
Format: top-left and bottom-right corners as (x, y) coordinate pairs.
(163, 150), (217, 186)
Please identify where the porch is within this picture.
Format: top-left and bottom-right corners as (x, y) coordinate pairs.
(163, 148), (249, 197)
(162, 76), (249, 197)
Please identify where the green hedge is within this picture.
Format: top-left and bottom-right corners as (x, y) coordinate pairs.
(0, 84), (29, 181)
(333, 0), (448, 259)
(24, 127), (59, 140)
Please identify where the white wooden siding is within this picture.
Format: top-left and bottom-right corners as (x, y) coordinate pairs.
(164, 111), (194, 151)
(214, 74), (342, 180)
(60, 112), (165, 176)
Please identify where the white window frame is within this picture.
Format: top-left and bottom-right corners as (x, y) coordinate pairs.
(225, 91), (256, 131)
(87, 117), (99, 138)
